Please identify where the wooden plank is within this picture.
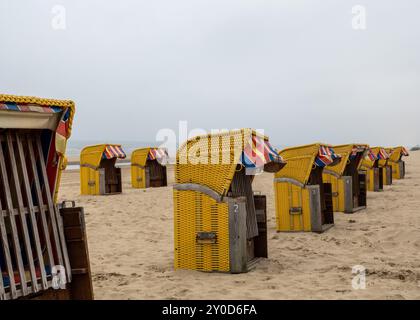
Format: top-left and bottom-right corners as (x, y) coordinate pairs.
(34, 136), (65, 270)
(6, 132), (39, 292)
(1, 205), (49, 217)
(16, 133), (48, 290)
(230, 171), (258, 239)
(228, 197), (247, 273)
(61, 206), (94, 299)
(0, 198), (16, 299)
(55, 204), (72, 282)
(26, 135), (55, 270)
(0, 141), (28, 295)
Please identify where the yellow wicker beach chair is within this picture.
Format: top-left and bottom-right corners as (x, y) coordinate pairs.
(0, 94), (93, 300)
(131, 147), (168, 188)
(274, 143), (341, 233)
(375, 147), (392, 186)
(386, 146), (409, 179)
(360, 147), (390, 191)
(80, 144), (126, 195)
(322, 144), (369, 213)
(174, 128), (285, 273)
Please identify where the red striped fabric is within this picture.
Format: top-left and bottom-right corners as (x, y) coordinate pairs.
(377, 148), (390, 160)
(148, 148), (169, 162)
(103, 145), (126, 160)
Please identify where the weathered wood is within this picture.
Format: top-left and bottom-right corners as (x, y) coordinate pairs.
(1, 205), (49, 217)
(60, 206), (94, 300)
(343, 176), (353, 213)
(16, 133), (48, 290)
(0, 140), (28, 296)
(55, 204), (72, 282)
(6, 132), (39, 292)
(0, 198), (16, 299)
(35, 135), (64, 268)
(308, 185), (322, 232)
(230, 170), (258, 239)
(26, 135), (55, 269)
(228, 197), (247, 273)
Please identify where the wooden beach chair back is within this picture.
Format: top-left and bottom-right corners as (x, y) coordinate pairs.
(80, 144), (126, 195)
(0, 94), (93, 300)
(131, 147), (168, 189)
(386, 146), (409, 179)
(322, 144), (369, 213)
(173, 128), (285, 273)
(274, 143), (342, 232)
(371, 147), (392, 186)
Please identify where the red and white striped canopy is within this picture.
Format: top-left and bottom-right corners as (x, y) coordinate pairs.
(102, 145), (126, 160)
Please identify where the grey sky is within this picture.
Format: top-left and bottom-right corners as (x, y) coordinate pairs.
(1, 0), (419, 148)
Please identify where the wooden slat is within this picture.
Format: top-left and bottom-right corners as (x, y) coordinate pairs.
(0, 141), (28, 295)
(3, 280), (54, 300)
(1, 205), (49, 217)
(34, 136), (65, 269)
(55, 204), (72, 282)
(26, 135), (56, 271)
(0, 199), (16, 300)
(6, 132), (39, 292)
(16, 133), (49, 290)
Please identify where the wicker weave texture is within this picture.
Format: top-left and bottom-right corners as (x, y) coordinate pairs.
(275, 143), (322, 185)
(174, 190), (230, 271)
(274, 182), (312, 231)
(176, 128), (266, 196)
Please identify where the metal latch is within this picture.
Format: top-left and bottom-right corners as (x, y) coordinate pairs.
(196, 232), (217, 244)
(289, 207), (302, 215)
(59, 200), (76, 209)
(332, 192), (339, 197)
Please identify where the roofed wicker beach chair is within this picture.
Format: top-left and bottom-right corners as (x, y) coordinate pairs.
(360, 147), (390, 191)
(274, 143), (342, 233)
(173, 128), (285, 273)
(131, 147), (168, 189)
(80, 144), (126, 195)
(385, 146), (409, 179)
(0, 94), (93, 300)
(322, 144), (369, 213)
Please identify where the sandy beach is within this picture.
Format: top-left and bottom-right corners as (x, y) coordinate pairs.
(58, 151), (420, 300)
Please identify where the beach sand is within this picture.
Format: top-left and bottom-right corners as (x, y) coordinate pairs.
(58, 151), (420, 300)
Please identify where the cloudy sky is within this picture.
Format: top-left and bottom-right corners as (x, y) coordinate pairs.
(1, 0), (419, 148)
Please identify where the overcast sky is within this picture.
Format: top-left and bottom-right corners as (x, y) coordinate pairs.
(1, 0), (419, 148)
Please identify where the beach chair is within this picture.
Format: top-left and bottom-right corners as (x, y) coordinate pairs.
(173, 129), (285, 273)
(360, 147), (388, 192)
(80, 144), (126, 195)
(373, 147), (392, 186)
(131, 147), (168, 188)
(0, 94), (93, 300)
(274, 143), (341, 233)
(322, 144), (368, 213)
(386, 146), (409, 179)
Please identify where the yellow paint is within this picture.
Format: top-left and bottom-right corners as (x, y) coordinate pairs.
(80, 144), (121, 195)
(274, 143), (338, 232)
(174, 190), (230, 272)
(174, 128), (279, 272)
(386, 146), (408, 179)
(274, 182), (312, 231)
(131, 148), (150, 188)
(322, 144), (369, 212)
